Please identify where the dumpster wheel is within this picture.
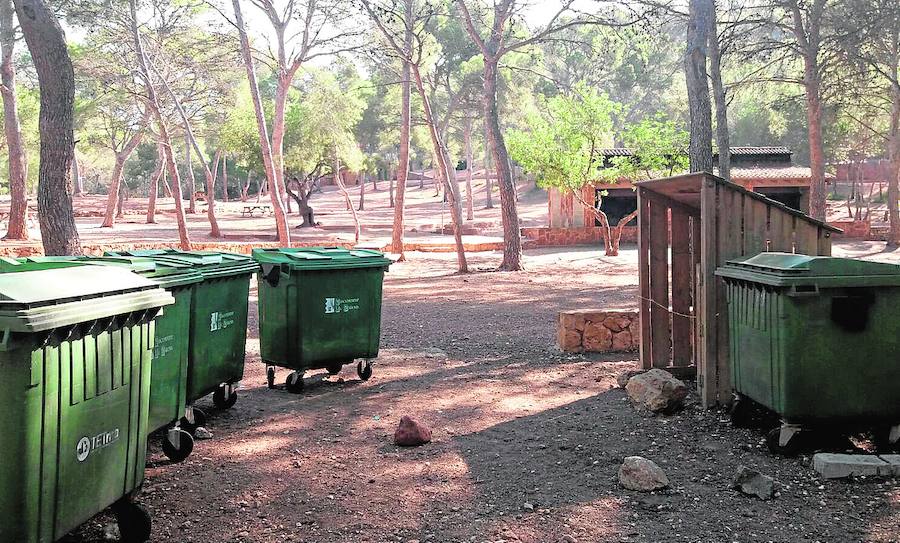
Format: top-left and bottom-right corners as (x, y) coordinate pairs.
(357, 360), (373, 381)
(213, 384), (238, 409)
(162, 428), (194, 463)
(113, 499), (152, 543)
(766, 426), (803, 457)
(286, 371), (305, 393)
(326, 362), (344, 375)
(180, 407), (207, 434)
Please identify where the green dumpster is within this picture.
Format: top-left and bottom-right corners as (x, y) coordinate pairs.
(0, 259), (173, 542)
(716, 252), (900, 453)
(20, 256), (203, 462)
(105, 250), (257, 414)
(252, 247), (391, 393)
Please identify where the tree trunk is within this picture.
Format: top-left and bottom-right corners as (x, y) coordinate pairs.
(389, 175), (395, 208)
(482, 57), (520, 270)
(129, 0), (190, 249)
(887, 78), (900, 246)
(116, 182), (125, 219)
(333, 154), (360, 243)
(358, 172), (365, 211)
(72, 150), (83, 196)
(411, 63), (467, 273)
(146, 138), (164, 224)
(464, 117), (474, 221)
(14, 0), (81, 255)
(685, 0), (714, 173)
(1, 0), (28, 240)
(708, 3), (730, 181)
(241, 171), (251, 201)
(185, 133), (196, 213)
(222, 154), (229, 202)
(102, 120), (145, 228)
(483, 122), (493, 209)
(233, 0), (291, 244)
(206, 149), (222, 238)
(272, 72), (294, 214)
(392, 1), (412, 260)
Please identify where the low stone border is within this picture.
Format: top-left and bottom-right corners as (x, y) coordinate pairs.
(558, 309), (639, 353)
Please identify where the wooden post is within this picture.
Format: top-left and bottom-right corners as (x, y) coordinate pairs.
(649, 197), (671, 368)
(817, 228), (832, 255)
(638, 188), (652, 369)
(699, 176), (718, 406)
(671, 209), (692, 366)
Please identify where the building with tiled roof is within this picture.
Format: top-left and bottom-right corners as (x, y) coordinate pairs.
(547, 146), (819, 229)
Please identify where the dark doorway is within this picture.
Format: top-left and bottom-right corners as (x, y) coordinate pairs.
(757, 188), (802, 212)
(595, 188), (638, 226)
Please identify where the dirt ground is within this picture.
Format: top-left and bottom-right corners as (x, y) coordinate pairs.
(63, 246), (899, 543)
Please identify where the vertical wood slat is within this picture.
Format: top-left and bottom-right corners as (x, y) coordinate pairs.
(750, 199), (769, 254)
(671, 209), (692, 366)
(699, 176), (718, 406)
(637, 188), (652, 369)
(716, 185), (744, 405)
(649, 197), (671, 369)
(768, 210), (792, 252)
(795, 221), (819, 254)
(691, 216), (702, 366)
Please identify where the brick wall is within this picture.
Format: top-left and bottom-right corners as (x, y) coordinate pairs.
(557, 309), (639, 353)
(828, 219), (870, 240)
(521, 226), (637, 248)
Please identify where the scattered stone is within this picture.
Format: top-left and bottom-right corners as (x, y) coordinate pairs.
(194, 426), (213, 440)
(617, 370), (646, 389)
(625, 368), (688, 413)
(102, 523), (119, 541)
(522, 502), (534, 512)
(394, 415), (432, 447)
(731, 465), (775, 500)
(812, 453), (892, 479)
(618, 456), (669, 491)
(880, 455), (900, 476)
(582, 322), (613, 351)
(422, 347), (448, 358)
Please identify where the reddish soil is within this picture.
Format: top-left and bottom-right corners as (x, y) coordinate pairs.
(65, 248), (899, 543)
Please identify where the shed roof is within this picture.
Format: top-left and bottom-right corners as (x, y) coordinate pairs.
(635, 172), (841, 232)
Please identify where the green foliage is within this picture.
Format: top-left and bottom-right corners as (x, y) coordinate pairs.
(607, 116), (689, 181)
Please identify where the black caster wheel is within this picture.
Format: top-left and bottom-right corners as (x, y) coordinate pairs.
(286, 371), (304, 393)
(213, 384), (238, 409)
(113, 499), (152, 543)
(357, 360), (373, 381)
(161, 429), (194, 463)
(873, 426), (900, 452)
(180, 407), (207, 434)
(766, 427), (802, 457)
(729, 397), (755, 428)
(266, 367), (276, 389)
(326, 363), (343, 375)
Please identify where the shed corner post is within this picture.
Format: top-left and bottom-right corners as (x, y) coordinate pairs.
(698, 176), (719, 407)
(637, 187), (652, 370)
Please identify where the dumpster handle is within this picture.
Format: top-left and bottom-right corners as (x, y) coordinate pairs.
(787, 284), (819, 297)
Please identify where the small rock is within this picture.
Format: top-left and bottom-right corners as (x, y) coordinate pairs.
(236, 531), (250, 539)
(422, 347), (448, 358)
(625, 368), (688, 413)
(194, 426), (213, 440)
(618, 456), (669, 491)
(522, 502), (534, 511)
(394, 415), (432, 447)
(102, 523), (119, 541)
(731, 465), (775, 500)
(616, 369), (645, 389)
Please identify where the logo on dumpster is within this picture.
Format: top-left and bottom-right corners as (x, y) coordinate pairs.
(209, 311), (236, 332)
(76, 428), (120, 462)
(324, 297), (359, 314)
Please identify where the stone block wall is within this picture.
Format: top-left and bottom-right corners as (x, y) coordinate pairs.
(557, 309), (640, 353)
(521, 226), (638, 248)
(828, 219), (870, 240)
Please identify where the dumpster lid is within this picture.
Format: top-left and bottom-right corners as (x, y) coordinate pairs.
(104, 249), (259, 278)
(252, 247), (392, 270)
(0, 262), (174, 332)
(715, 252), (900, 287)
(19, 256), (203, 288)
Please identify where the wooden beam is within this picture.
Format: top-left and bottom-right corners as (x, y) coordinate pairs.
(641, 188), (701, 219)
(637, 188), (652, 370)
(671, 209), (692, 366)
(699, 177), (718, 407)
(649, 198), (671, 369)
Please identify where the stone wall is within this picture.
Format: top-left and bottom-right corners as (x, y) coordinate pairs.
(521, 226), (638, 248)
(828, 219), (870, 240)
(557, 309), (639, 353)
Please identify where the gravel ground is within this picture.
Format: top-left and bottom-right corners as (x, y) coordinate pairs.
(68, 247), (899, 543)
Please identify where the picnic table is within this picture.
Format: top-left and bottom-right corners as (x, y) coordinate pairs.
(241, 204), (273, 217)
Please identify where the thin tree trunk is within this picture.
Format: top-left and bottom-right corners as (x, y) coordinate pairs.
(358, 172), (365, 211)
(482, 57), (520, 270)
(272, 71), (295, 214)
(116, 182), (125, 219)
(333, 154), (360, 243)
(146, 138), (164, 224)
(1, 0), (28, 240)
(129, 0), (190, 249)
(464, 117), (474, 221)
(185, 133), (196, 213)
(392, 0), (412, 260)
(685, 0), (714, 173)
(887, 78), (900, 246)
(102, 118), (146, 228)
(411, 63), (467, 273)
(14, 0), (81, 255)
(222, 154), (229, 202)
(233, 0), (290, 244)
(389, 176), (395, 208)
(206, 149), (222, 238)
(708, 2), (730, 181)
(241, 171), (251, 202)
(484, 122), (493, 209)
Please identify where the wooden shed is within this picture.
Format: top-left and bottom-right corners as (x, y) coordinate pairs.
(636, 172), (842, 407)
